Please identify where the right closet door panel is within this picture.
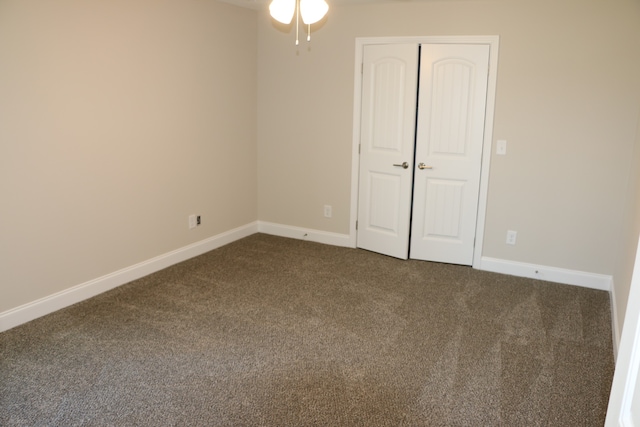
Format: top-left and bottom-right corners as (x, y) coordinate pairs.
(409, 44), (490, 265)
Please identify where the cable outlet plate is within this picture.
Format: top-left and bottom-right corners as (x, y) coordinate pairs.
(189, 214), (201, 229)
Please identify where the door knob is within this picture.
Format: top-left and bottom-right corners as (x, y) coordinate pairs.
(418, 163), (433, 170)
(393, 162), (409, 169)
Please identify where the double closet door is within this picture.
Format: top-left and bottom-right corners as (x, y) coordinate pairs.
(356, 43), (490, 265)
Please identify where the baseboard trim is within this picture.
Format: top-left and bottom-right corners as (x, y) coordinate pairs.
(480, 256), (613, 292)
(0, 222), (259, 333)
(257, 221), (352, 248)
(2, 231), (615, 334)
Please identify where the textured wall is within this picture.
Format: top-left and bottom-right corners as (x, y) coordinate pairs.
(0, 0), (258, 312)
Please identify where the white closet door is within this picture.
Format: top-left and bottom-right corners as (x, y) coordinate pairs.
(409, 44), (490, 265)
(356, 43), (419, 259)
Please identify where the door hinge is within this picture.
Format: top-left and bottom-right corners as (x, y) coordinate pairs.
(358, 143), (361, 154)
(361, 62), (363, 74)
(356, 220), (358, 230)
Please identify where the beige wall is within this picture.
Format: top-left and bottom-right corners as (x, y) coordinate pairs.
(0, 0), (258, 313)
(257, 0), (640, 277)
(2, 0), (640, 337)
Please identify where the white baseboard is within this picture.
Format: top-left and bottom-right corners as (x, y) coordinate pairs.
(0, 222), (259, 333)
(257, 221), (352, 248)
(479, 256), (613, 292)
(2, 229), (616, 337)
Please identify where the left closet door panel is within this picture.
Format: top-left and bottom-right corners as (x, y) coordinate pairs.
(356, 43), (419, 259)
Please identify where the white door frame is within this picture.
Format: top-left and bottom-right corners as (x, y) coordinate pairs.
(349, 35), (500, 269)
(605, 235), (640, 426)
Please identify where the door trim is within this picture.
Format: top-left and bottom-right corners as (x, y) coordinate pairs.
(349, 35), (500, 269)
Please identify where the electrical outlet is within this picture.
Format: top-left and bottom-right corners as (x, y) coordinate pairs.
(188, 214), (197, 229)
(324, 205), (332, 218)
(197, 215), (201, 226)
(496, 139), (507, 155)
(506, 230), (517, 245)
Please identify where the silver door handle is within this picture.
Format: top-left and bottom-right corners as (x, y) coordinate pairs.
(418, 163), (433, 170)
(393, 162), (409, 169)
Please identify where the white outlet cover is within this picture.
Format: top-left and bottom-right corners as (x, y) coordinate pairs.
(497, 140), (507, 155)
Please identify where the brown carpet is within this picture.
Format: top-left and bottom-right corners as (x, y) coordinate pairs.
(0, 233), (614, 426)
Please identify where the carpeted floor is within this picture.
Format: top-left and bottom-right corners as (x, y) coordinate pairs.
(1, 233), (614, 426)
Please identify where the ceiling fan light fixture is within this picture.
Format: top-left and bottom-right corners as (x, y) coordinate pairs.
(269, 0), (295, 24)
(269, 0), (328, 45)
(300, 0), (328, 24)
